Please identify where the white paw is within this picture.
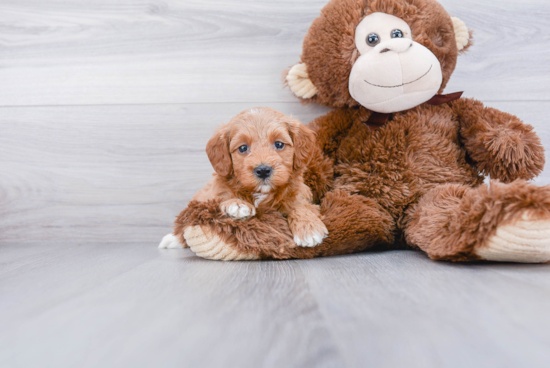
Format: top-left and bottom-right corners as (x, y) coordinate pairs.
(477, 214), (550, 263)
(293, 230), (327, 247)
(158, 233), (184, 249)
(224, 203), (256, 219)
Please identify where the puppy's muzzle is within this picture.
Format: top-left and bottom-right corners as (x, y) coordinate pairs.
(253, 165), (272, 180)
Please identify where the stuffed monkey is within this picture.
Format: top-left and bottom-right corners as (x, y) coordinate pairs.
(173, 0), (550, 263)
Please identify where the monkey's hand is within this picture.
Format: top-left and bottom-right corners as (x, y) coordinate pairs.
(452, 98), (545, 182)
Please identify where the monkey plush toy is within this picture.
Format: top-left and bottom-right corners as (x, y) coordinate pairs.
(173, 0), (550, 263)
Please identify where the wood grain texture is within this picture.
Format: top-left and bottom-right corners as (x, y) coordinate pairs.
(0, 102), (329, 243)
(1, 244), (550, 368)
(1, 1), (550, 366)
(1, 101), (548, 244)
(0, 0), (548, 106)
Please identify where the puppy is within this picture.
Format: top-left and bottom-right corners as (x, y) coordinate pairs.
(162, 107), (328, 248)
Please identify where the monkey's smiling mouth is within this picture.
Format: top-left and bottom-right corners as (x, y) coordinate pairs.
(364, 65), (433, 88)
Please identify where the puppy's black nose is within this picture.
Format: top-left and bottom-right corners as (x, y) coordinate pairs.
(254, 165), (272, 179)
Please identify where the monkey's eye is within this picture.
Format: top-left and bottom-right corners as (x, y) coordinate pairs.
(238, 145), (248, 153)
(367, 33), (380, 46)
(391, 29), (404, 38)
(274, 141), (285, 150)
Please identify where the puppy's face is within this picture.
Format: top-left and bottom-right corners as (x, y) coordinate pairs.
(206, 108), (316, 193)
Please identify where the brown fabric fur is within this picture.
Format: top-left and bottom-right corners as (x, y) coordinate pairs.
(451, 98), (545, 182)
(187, 107), (333, 249)
(178, 0), (547, 262)
(175, 189), (394, 259)
(297, 0), (464, 109)
(197, 107), (331, 210)
(405, 181), (550, 261)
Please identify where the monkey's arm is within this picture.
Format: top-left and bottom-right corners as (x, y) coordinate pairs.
(451, 98), (545, 182)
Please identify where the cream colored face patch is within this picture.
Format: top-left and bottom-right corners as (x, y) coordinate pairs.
(354, 12), (413, 55)
(349, 12), (443, 114)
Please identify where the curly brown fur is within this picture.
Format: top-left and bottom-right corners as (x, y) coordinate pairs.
(179, 0), (547, 262)
(175, 189), (395, 259)
(404, 181), (550, 261)
(181, 107), (333, 249)
(174, 199), (292, 259)
(303, 148), (334, 203)
(310, 104), (485, 221)
(317, 189), (396, 256)
(293, 0), (465, 109)
(451, 98), (545, 182)
(198, 108), (318, 211)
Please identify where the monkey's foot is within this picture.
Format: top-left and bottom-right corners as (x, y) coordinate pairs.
(476, 212), (550, 263)
(183, 226), (260, 261)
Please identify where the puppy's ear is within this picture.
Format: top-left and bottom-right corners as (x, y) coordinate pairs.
(206, 126), (232, 177)
(288, 119), (317, 171)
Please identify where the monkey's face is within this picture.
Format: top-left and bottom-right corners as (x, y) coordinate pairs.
(286, 0), (473, 112)
(349, 12), (443, 114)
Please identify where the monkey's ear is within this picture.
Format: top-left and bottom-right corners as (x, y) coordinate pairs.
(451, 17), (473, 53)
(285, 63), (319, 99)
(206, 126), (232, 177)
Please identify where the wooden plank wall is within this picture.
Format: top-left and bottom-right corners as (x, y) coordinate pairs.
(1, 0), (549, 243)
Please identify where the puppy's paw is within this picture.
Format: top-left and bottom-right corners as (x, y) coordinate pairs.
(220, 199), (256, 220)
(290, 218), (328, 247)
(158, 233), (185, 249)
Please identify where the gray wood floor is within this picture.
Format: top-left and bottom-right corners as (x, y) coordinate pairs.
(1, 0), (550, 367)
(2, 243), (550, 368)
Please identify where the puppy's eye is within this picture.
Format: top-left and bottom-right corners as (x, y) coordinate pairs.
(391, 29), (404, 38)
(238, 145), (248, 153)
(274, 141), (285, 150)
(367, 33), (380, 46)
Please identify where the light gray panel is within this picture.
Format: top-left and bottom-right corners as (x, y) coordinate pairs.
(1, 101), (548, 243)
(443, 0), (550, 101)
(300, 251), (550, 368)
(0, 0), (322, 106)
(0, 102), (329, 243)
(0, 243), (345, 368)
(1, 1), (549, 367)
(0, 0), (548, 106)
(1, 244), (550, 368)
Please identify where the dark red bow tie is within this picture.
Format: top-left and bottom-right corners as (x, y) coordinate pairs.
(364, 91), (464, 131)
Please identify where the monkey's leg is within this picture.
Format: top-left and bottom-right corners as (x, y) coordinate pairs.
(172, 199), (287, 261)
(177, 190), (395, 261)
(312, 189), (395, 257)
(404, 181), (550, 262)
